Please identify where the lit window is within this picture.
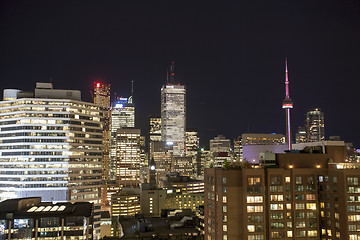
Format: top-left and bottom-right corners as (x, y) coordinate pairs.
(306, 203), (316, 210)
(247, 225), (255, 232)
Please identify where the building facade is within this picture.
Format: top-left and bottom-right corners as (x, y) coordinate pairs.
(306, 108), (325, 142)
(161, 63), (186, 158)
(209, 135), (231, 167)
(110, 97), (135, 181)
(204, 147), (358, 240)
(115, 128), (141, 187)
(93, 82), (111, 181)
(0, 83), (102, 238)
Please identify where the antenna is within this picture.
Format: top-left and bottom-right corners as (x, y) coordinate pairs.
(169, 61), (175, 84)
(166, 68), (169, 84)
(285, 58), (290, 99)
(131, 80), (134, 96)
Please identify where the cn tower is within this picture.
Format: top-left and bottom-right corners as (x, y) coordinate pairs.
(282, 58), (293, 150)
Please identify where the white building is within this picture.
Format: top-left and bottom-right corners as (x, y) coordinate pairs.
(161, 84), (186, 157)
(0, 82), (102, 238)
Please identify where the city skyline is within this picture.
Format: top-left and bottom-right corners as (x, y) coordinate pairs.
(1, 1), (359, 147)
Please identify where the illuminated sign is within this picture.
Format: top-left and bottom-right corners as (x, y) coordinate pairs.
(115, 103), (123, 108)
(166, 141), (174, 146)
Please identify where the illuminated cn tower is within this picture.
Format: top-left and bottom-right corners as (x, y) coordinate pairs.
(282, 58), (293, 150)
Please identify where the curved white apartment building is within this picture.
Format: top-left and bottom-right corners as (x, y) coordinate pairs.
(0, 83), (103, 238)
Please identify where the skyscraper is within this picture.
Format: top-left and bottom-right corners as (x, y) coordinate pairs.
(306, 108), (325, 142)
(149, 117), (162, 143)
(185, 130), (199, 177)
(115, 128), (141, 187)
(110, 96), (135, 181)
(0, 83), (102, 238)
(93, 82), (111, 181)
(282, 59), (293, 150)
(209, 135), (231, 167)
(295, 126), (307, 143)
(161, 61), (186, 157)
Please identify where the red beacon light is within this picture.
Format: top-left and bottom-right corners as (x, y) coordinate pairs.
(95, 82), (101, 88)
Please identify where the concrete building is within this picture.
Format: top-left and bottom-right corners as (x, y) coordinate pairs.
(161, 62), (186, 157)
(204, 145), (357, 240)
(0, 83), (102, 238)
(140, 184), (167, 217)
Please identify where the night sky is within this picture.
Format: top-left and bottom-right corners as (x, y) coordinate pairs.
(1, 1), (360, 147)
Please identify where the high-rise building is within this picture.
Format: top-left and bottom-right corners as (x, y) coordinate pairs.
(209, 135), (231, 167)
(186, 130), (199, 177)
(204, 145), (356, 240)
(0, 83), (102, 238)
(149, 141), (173, 182)
(186, 130), (199, 157)
(282, 59), (293, 150)
(295, 126), (307, 143)
(306, 108), (325, 142)
(93, 82), (111, 107)
(110, 96), (135, 181)
(161, 61), (186, 157)
(149, 117), (162, 156)
(233, 136), (242, 161)
(149, 117), (162, 143)
(198, 148), (210, 176)
(93, 82), (111, 181)
(115, 128), (141, 187)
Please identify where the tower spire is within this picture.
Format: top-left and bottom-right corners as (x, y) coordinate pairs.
(282, 58), (293, 150)
(285, 58), (290, 100)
